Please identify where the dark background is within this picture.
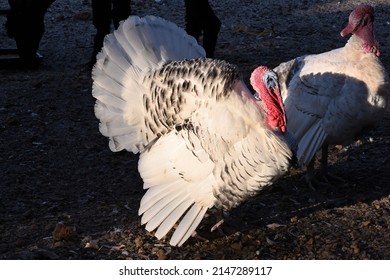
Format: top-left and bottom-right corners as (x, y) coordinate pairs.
(0, 0), (389, 259)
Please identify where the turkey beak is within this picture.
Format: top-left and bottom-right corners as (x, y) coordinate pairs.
(340, 21), (354, 37)
(340, 12), (357, 37)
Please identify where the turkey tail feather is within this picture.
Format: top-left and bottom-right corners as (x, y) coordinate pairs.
(171, 204), (208, 247)
(92, 16), (205, 153)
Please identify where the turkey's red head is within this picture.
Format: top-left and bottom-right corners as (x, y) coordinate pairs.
(340, 4), (380, 56)
(250, 66), (287, 133)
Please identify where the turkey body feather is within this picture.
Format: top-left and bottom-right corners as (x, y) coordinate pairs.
(92, 16), (293, 246)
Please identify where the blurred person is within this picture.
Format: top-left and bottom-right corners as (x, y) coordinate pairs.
(5, 0), (55, 67)
(184, 0), (221, 58)
(90, 0), (131, 66)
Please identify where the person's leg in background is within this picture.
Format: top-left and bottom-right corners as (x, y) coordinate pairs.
(184, 0), (220, 58)
(91, 0), (112, 65)
(201, 1), (220, 58)
(184, 0), (203, 43)
(111, 0), (131, 29)
(6, 0), (55, 67)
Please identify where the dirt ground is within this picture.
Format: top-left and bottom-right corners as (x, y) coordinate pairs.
(0, 0), (389, 260)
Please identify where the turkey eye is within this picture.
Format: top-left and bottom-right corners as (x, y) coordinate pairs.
(360, 14), (369, 27)
(254, 92), (260, 101)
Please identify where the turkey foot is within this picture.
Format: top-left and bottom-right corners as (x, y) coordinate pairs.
(317, 169), (346, 185)
(210, 209), (225, 233)
(190, 231), (210, 243)
(191, 210), (234, 243)
(210, 210), (237, 236)
(305, 148), (346, 190)
(318, 146), (346, 186)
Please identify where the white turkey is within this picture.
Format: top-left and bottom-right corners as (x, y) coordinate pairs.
(92, 15), (296, 246)
(274, 4), (389, 188)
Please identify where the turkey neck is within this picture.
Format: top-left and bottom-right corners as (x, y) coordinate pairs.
(344, 35), (379, 60)
(345, 24), (380, 57)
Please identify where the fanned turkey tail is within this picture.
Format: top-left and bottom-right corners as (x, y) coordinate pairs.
(92, 16), (205, 154)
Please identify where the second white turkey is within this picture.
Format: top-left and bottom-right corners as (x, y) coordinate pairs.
(92, 16), (296, 246)
(274, 4), (389, 189)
